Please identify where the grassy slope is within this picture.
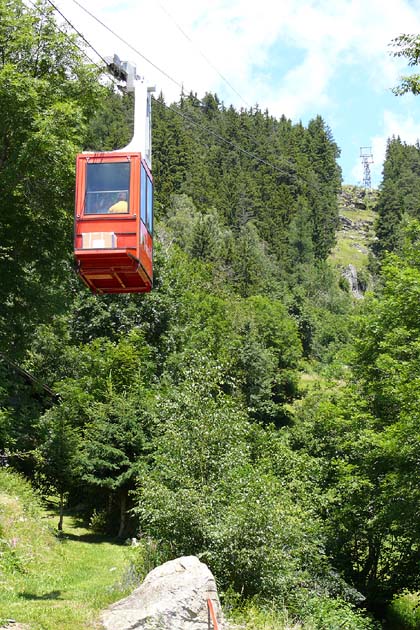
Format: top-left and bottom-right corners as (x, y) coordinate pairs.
(0, 470), (131, 630)
(330, 185), (378, 271)
(329, 209), (376, 270)
(0, 471), (312, 630)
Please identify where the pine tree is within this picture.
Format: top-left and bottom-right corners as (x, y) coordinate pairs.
(373, 137), (420, 258)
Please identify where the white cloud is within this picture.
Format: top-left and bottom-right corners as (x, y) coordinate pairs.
(49, 0), (420, 180)
(53, 0), (420, 114)
(374, 109), (420, 166)
(350, 110), (420, 187)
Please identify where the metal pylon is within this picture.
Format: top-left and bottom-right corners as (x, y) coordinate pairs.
(360, 147), (373, 189)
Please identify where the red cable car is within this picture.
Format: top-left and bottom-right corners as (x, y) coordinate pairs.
(74, 58), (155, 294)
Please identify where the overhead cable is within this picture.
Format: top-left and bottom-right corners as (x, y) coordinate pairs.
(69, 0), (183, 90)
(37, 0), (323, 189)
(157, 1), (251, 108)
(44, 0), (110, 70)
(162, 100), (299, 180)
(65, 0), (301, 181)
(0, 352), (58, 400)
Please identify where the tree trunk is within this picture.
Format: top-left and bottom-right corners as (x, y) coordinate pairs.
(58, 490), (64, 531)
(117, 487), (128, 538)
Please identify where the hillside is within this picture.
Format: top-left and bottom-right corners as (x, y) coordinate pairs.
(0, 470), (131, 630)
(330, 185), (378, 296)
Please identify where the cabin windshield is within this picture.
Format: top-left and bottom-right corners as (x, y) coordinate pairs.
(84, 162), (130, 214)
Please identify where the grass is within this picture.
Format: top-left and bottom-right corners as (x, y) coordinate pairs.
(296, 358), (348, 394)
(338, 207), (376, 223)
(329, 234), (370, 269)
(330, 187), (377, 272)
(0, 471), (133, 630)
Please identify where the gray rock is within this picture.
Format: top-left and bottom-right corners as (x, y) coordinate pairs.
(101, 556), (223, 630)
(339, 216), (354, 229)
(342, 264), (363, 299)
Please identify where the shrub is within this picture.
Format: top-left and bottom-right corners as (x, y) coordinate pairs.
(387, 592), (420, 630)
(0, 468), (56, 578)
(126, 536), (174, 583)
(300, 596), (379, 630)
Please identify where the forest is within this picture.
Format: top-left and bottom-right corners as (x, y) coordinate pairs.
(1, 1), (420, 628)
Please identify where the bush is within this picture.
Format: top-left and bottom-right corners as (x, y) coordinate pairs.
(225, 595), (377, 630)
(0, 468), (41, 517)
(225, 598), (301, 630)
(300, 596), (379, 630)
(136, 391), (352, 611)
(89, 508), (110, 534)
(0, 468), (57, 578)
(201, 465), (331, 603)
(126, 536), (174, 583)
(387, 592), (420, 630)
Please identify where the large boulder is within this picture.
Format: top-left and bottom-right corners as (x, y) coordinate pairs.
(101, 555), (223, 630)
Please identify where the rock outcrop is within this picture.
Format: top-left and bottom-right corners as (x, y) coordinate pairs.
(101, 555), (223, 630)
(338, 185), (377, 213)
(342, 264), (364, 299)
(334, 185), (377, 297)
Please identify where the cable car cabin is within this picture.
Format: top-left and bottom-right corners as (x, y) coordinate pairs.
(74, 152), (153, 294)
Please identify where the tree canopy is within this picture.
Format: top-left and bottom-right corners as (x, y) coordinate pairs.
(0, 0), (101, 354)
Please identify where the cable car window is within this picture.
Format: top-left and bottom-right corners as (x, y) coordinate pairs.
(140, 165), (147, 225)
(146, 176), (153, 234)
(85, 162), (130, 214)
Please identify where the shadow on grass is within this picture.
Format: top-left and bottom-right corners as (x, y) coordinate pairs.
(60, 531), (126, 545)
(43, 503), (127, 546)
(19, 590), (62, 600)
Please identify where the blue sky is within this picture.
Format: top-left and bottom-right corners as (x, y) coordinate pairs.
(55, 0), (420, 188)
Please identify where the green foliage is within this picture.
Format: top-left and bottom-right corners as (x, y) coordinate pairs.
(153, 93), (341, 269)
(288, 261), (352, 361)
(84, 87), (133, 151)
(225, 599), (300, 630)
(36, 403), (79, 529)
(305, 116), (341, 260)
(133, 370), (355, 613)
(230, 221), (279, 296)
(390, 34), (420, 95)
(88, 508), (111, 534)
(126, 536), (174, 583)
(231, 295), (301, 422)
(300, 596), (378, 630)
(387, 592), (420, 630)
(227, 597), (377, 630)
(14, 328), (156, 535)
(373, 138), (420, 259)
(0, 0), (102, 354)
(291, 224), (420, 610)
(0, 468), (51, 579)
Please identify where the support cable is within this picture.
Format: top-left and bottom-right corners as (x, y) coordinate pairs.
(161, 100), (300, 180)
(44, 0), (111, 70)
(0, 352), (58, 401)
(26, 0), (120, 87)
(69, 0), (184, 90)
(157, 1), (251, 108)
(38, 0), (323, 190)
